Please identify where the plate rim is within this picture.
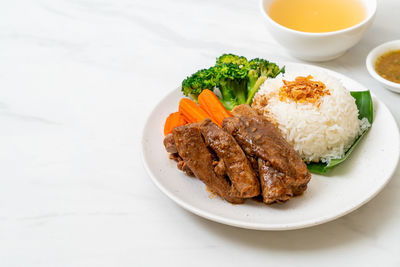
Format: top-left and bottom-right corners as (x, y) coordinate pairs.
(141, 62), (400, 230)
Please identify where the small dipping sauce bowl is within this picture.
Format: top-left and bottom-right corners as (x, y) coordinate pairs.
(260, 0), (377, 62)
(366, 40), (400, 93)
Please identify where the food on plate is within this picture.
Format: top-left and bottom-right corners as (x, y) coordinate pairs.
(164, 133), (194, 177)
(222, 108), (310, 203)
(181, 54), (284, 110)
(164, 90), (231, 135)
(374, 50), (400, 83)
(178, 98), (216, 124)
(164, 103), (311, 204)
(162, 54), (374, 206)
(198, 89), (232, 125)
(200, 119), (260, 198)
(278, 75), (330, 105)
(230, 104), (259, 117)
(252, 72), (371, 166)
(163, 112), (187, 136)
(267, 0), (366, 33)
(171, 123), (244, 204)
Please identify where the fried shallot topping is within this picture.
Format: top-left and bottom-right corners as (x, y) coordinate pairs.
(279, 75), (330, 105)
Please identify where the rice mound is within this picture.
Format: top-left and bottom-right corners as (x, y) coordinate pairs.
(252, 71), (370, 163)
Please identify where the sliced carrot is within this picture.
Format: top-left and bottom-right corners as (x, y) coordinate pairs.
(178, 98), (217, 124)
(163, 112), (187, 136)
(198, 89), (231, 125)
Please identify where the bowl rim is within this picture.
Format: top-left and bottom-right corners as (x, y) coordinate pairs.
(259, 0), (377, 36)
(366, 40), (400, 90)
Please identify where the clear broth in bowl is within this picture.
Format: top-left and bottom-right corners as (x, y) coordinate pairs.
(267, 0), (366, 33)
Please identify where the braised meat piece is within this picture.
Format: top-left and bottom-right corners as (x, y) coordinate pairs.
(246, 154), (259, 172)
(213, 160), (226, 176)
(164, 135), (194, 176)
(258, 158), (292, 203)
(228, 105), (258, 158)
(167, 153), (194, 177)
(163, 133), (178, 154)
(200, 119), (260, 198)
(231, 104), (258, 117)
(222, 115), (311, 203)
(172, 124), (244, 204)
(176, 157), (195, 177)
(230, 105), (261, 172)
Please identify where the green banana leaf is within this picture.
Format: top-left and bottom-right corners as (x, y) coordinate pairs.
(307, 91), (373, 174)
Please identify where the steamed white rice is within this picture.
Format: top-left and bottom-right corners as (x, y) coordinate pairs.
(252, 71), (370, 163)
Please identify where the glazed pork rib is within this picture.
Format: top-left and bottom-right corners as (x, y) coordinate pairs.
(199, 119), (260, 198)
(172, 124), (244, 204)
(222, 115), (311, 203)
(258, 158), (291, 203)
(164, 133), (194, 177)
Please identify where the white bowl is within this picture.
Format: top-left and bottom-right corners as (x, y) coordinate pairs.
(260, 0), (376, 62)
(366, 40), (400, 93)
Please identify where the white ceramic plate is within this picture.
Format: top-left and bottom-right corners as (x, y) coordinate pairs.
(141, 63), (400, 230)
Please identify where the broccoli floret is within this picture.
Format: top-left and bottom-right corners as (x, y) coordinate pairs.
(246, 58), (285, 104)
(216, 54), (249, 69)
(214, 63), (248, 110)
(181, 68), (216, 101)
(249, 58), (285, 78)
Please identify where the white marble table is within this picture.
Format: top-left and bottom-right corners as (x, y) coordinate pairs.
(1, 0), (400, 266)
